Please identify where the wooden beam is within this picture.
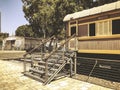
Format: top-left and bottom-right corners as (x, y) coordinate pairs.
(78, 50), (120, 55)
(78, 35), (120, 41)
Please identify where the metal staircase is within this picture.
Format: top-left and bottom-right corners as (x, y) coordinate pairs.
(23, 34), (76, 85)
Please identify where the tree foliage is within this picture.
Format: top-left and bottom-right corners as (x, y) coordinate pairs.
(21, 0), (119, 38)
(15, 25), (34, 37)
(91, 0), (118, 7)
(22, 0), (82, 38)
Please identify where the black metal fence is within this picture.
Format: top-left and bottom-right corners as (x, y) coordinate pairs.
(76, 54), (120, 82)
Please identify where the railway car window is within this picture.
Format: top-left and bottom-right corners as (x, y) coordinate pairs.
(112, 19), (120, 34)
(78, 24), (88, 37)
(70, 26), (76, 36)
(89, 23), (95, 36)
(96, 21), (111, 36)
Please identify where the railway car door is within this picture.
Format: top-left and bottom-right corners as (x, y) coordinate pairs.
(70, 26), (76, 36)
(69, 26), (77, 50)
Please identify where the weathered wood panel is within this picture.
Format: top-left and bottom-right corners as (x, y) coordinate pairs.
(78, 38), (120, 50)
(78, 24), (88, 37)
(69, 39), (75, 49)
(66, 23), (69, 36)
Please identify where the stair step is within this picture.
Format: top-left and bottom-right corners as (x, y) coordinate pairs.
(48, 59), (57, 62)
(30, 68), (45, 74)
(39, 61), (45, 64)
(57, 50), (63, 52)
(20, 59), (32, 62)
(51, 55), (62, 58)
(24, 72), (45, 82)
(54, 52), (63, 55)
(57, 60), (64, 64)
(55, 64), (62, 67)
(65, 52), (75, 57)
(39, 61), (53, 66)
(34, 58), (42, 61)
(50, 68), (58, 72)
(38, 65), (45, 69)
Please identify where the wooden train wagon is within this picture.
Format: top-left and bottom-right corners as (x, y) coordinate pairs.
(2, 36), (42, 51)
(63, 1), (120, 82)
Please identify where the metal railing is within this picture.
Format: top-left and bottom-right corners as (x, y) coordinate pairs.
(43, 34), (76, 80)
(77, 56), (120, 82)
(23, 34), (77, 84)
(23, 36), (55, 72)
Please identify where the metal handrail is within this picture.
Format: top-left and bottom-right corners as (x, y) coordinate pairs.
(44, 34), (76, 61)
(43, 34), (76, 80)
(23, 35), (55, 72)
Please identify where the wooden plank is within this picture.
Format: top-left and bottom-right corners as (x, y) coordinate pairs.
(78, 35), (120, 41)
(78, 50), (120, 55)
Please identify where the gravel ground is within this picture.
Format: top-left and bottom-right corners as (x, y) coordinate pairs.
(73, 74), (120, 90)
(0, 59), (115, 90)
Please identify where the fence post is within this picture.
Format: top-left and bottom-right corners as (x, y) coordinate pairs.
(45, 59), (48, 80)
(23, 56), (26, 72)
(74, 35), (77, 75)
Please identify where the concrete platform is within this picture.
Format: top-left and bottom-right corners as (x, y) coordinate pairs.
(0, 60), (113, 90)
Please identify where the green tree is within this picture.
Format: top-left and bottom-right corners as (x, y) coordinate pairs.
(51, 0), (82, 36)
(92, 0), (118, 7)
(15, 25), (34, 37)
(22, 0), (82, 38)
(77, 0), (119, 9)
(22, 0), (55, 38)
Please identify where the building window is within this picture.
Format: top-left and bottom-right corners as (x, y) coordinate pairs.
(78, 24), (88, 37)
(89, 23), (95, 36)
(70, 26), (76, 36)
(112, 19), (120, 34)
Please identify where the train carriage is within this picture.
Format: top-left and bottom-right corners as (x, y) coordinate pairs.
(63, 1), (120, 82)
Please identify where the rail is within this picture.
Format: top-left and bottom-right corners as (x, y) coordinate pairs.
(23, 35), (55, 72)
(44, 34), (76, 61)
(43, 34), (76, 80)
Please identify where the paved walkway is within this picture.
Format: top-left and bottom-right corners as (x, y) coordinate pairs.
(0, 60), (113, 90)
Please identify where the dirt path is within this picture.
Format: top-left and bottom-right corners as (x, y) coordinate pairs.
(0, 60), (114, 90)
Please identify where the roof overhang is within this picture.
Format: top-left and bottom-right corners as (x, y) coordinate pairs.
(63, 1), (120, 22)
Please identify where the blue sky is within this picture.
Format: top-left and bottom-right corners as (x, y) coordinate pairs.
(0, 0), (28, 35)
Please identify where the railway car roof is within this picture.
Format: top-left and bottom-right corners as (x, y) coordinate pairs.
(63, 1), (120, 22)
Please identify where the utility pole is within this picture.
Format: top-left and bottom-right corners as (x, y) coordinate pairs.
(0, 12), (1, 32)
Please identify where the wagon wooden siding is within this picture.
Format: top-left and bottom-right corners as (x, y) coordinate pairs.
(63, 1), (120, 54)
(78, 24), (88, 37)
(63, 1), (120, 83)
(78, 36), (120, 50)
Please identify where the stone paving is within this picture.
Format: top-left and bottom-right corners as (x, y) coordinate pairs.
(0, 60), (113, 90)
